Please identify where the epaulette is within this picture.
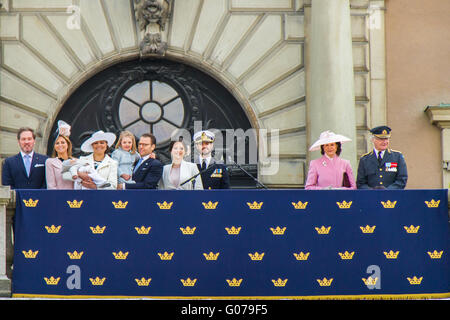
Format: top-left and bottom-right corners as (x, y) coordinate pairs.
(360, 151), (373, 159)
(388, 149), (402, 154)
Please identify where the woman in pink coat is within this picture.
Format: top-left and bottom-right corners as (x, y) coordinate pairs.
(45, 121), (74, 189)
(305, 131), (356, 190)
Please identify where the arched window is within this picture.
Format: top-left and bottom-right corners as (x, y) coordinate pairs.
(49, 59), (257, 187)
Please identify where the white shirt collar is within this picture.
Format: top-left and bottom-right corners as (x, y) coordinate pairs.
(199, 155), (212, 167)
(20, 151), (34, 159)
(374, 149), (385, 158)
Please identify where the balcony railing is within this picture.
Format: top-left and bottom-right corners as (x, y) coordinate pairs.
(0, 186), (449, 298)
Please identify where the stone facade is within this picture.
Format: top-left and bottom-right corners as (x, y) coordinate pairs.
(385, 0), (450, 189)
(0, 0), (388, 188)
(0, 0), (449, 299)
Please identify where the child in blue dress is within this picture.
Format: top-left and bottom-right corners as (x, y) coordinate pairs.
(111, 131), (140, 184)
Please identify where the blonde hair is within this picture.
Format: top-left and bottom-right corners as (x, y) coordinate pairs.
(115, 131), (137, 154)
(52, 135), (73, 158)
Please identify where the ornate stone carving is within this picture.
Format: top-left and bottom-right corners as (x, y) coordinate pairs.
(133, 0), (172, 56)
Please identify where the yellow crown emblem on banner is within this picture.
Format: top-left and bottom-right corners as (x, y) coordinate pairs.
(272, 278), (288, 287)
(248, 252), (265, 261)
(180, 226), (196, 235)
(22, 250), (39, 258)
(202, 201), (218, 209)
(135, 278), (152, 286)
(23, 198), (38, 207)
(315, 226), (331, 234)
(45, 225), (61, 233)
(157, 201), (173, 209)
(112, 251), (129, 260)
(291, 201), (308, 209)
(425, 199), (440, 208)
(203, 252), (220, 260)
(135, 226), (151, 234)
(383, 250), (399, 259)
(44, 276), (60, 285)
(89, 277), (106, 286)
(404, 225), (420, 233)
(67, 251), (84, 259)
(90, 225), (106, 234)
(427, 250), (443, 259)
(338, 251), (355, 260)
(158, 251), (174, 260)
(381, 200), (397, 208)
(225, 226), (241, 235)
(362, 277), (378, 286)
(247, 201), (263, 209)
(112, 201), (128, 209)
(181, 278), (197, 286)
(407, 276), (423, 285)
(293, 252), (310, 260)
(67, 200), (83, 208)
(270, 226), (286, 235)
(336, 201), (352, 209)
(226, 278), (243, 287)
(317, 277), (333, 287)
(360, 225), (376, 233)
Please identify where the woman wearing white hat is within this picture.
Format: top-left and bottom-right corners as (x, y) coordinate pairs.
(305, 131), (356, 190)
(76, 130), (118, 190)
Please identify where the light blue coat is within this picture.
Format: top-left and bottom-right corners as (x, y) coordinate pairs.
(111, 148), (140, 183)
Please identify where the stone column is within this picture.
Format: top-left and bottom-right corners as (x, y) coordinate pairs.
(307, 0), (357, 169)
(425, 104), (450, 195)
(0, 186), (11, 297)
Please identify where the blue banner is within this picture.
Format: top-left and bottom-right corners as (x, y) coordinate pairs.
(12, 189), (450, 299)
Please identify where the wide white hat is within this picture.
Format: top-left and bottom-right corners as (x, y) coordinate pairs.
(309, 130), (352, 151)
(80, 130), (117, 153)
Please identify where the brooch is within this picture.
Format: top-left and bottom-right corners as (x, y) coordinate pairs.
(322, 161), (327, 167)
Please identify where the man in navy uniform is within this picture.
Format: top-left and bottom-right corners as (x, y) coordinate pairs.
(356, 126), (407, 189)
(194, 130), (230, 189)
(2, 127), (48, 189)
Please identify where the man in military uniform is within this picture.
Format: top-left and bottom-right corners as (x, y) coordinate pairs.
(356, 126), (407, 189)
(194, 130), (230, 189)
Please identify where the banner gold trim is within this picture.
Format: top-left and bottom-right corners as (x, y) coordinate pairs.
(12, 292), (450, 300)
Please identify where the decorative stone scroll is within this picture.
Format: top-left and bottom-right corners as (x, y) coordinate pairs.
(133, 0), (172, 56)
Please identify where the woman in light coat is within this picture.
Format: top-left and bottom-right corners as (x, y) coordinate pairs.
(159, 140), (203, 190)
(305, 131), (356, 190)
(77, 130), (118, 190)
(45, 121), (74, 189)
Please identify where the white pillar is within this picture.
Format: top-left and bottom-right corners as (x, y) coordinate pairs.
(308, 0), (357, 169)
(425, 105), (450, 195)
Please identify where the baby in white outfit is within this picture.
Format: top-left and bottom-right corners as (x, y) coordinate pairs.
(62, 159), (111, 190)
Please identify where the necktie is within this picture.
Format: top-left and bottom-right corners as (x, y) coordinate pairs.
(201, 159), (207, 171)
(134, 158), (143, 173)
(377, 151), (383, 165)
(24, 154), (31, 177)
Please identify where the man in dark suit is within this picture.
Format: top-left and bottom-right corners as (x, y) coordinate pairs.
(357, 126), (408, 189)
(118, 133), (163, 189)
(194, 130), (230, 189)
(2, 127), (48, 189)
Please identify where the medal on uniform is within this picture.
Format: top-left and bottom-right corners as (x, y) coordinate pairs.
(211, 168), (223, 178)
(385, 162), (398, 172)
